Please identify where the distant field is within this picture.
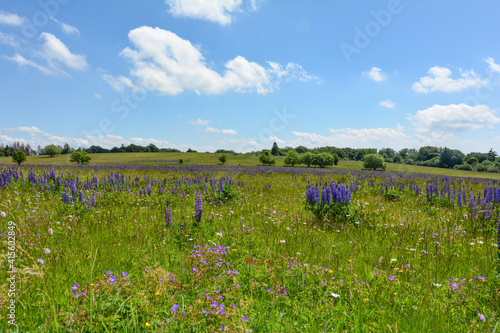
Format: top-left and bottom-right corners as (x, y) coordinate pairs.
(1, 152), (499, 180)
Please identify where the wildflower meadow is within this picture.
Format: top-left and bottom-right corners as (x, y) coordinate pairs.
(0, 164), (499, 332)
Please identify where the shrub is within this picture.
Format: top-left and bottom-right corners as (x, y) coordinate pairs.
(218, 154), (227, 165)
(474, 163), (487, 172)
(300, 152), (315, 167)
(453, 164), (473, 171)
(312, 153), (334, 168)
(179, 158), (184, 164)
(259, 154), (276, 166)
(466, 157), (479, 165)
(486, 165), (499, 173)
(284, 150), (300, 166)
(70, 151), (92, 164)
(12, 150), (26, 165)
(333, 153), (339, 165)
(363, 154), (386, 170)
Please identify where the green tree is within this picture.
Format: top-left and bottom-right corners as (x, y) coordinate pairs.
(417, 146), (439, 162)
(219, 154), (228, 165)
(12, 150), (27, 165)
(259, 154), (276, 166)
(271, 142), (279, 156)
(44, 144), (61, 157)
(312, 153), (334, 168)
(378, 148), (396, 159)
(466, 157), (479, 165)
(284, 150), (300, 166)
(333, 153), (339, 165)
(70, 151), (92, 164)
(300, 152), (315, 167)
(363, 154), (386, 170)
(488, 148), (498, 161)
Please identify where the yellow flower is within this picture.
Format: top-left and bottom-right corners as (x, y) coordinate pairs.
(146, 322), (151, 327)
(232, 249), (238, 251)
(155, 291), (161, 296)
(328, 270), (333, 273)
(394, 292), (397, 296)
(364, 298), (369, 301)
(399, 270), (403, 272)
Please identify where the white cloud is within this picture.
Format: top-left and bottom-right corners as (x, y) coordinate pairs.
(102, 74), (137, 93)
(117, 26), (316, 95)
(94, 93), (102, 99)
(205, 127), (237, 135)
(411, 103), (500, 132)
(39, 33), (88, 70)
(414, 132), (461, 147)
(0, 11), (24, 26)
(266, 136), (285, 144)
(189, 118), (210, 126)
(0, 126), (174, 150)
(379, 100), (395, 108)
(290, 126), (407, 148)
(363, 67), (387, 82)
(0, 31), (19, 47)
(412, 66), (487, 93)
(4, 54), (58, 76)
(485, 57), (500, 74)
(50, 17), (80, 36)
(165, 0), (259, 25)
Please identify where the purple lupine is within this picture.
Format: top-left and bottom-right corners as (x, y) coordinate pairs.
(497, 210), (500, 252)
(165, 202), (172, 227)
(62, 190), (71, 204)
(195, 194), (203, 223)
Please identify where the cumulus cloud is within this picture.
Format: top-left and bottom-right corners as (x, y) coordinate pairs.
(0, 11), (24, 26)
(102, 74), (137, 93)
(411, 103), (499, 132)
(412, 66), (487, 93)
(363, 67), (387, 82)
(205, 127), (237, 135)
(189, 118), (210, 126)
(379, 100), (396, 108)
(0, 126), (173, 150)
(485, 57), (500, 74)
(114, 26), (317, 95)
(39, 32), (88, 70)
(266, 136), (285, 144)
(290, 126), (407, 148)
(165, 0), (260, 25)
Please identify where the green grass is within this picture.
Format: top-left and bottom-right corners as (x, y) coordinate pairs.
(1, 152), (499, 180)
(0, 161), (499, 332)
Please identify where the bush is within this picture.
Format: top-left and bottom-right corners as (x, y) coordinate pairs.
(363, 154), (386, 170)
(12, 150), (27, 165)
(453, 164), (473, 171)
(179, 158), (183, 164)
(284, 150), (300, 167)
(300, 152), (315, 167)
(333, 153), (339, 165)
(312, 153), (334, 168)
(70, 151), (92, 164)
(404, 158), (414, 165)
(474, 164), (487, 172)
(422, 156), (440, 167)
(259, 154), (276, 166)
(486, 165), (499, 173)
(466, 157), (479, 165)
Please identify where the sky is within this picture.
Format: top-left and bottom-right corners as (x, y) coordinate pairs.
(1, 0), (500, 154)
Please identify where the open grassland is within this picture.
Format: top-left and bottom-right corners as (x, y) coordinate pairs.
(1, 152), (500, 180)
(0, 163), (499, 332)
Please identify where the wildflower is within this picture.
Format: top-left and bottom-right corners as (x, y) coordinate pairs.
(390, 258), (397, 263)
(242, 317), (249, 322)
(195, 194), (203, 223)
(1, 212), (6, 217)
(44, 248), (51, 254)
(48, 228), (53, 235)
(331, 293), (340, 298)
(108, 276), (117, 284)
(388, 276), (396, 281)
(165, 202), (172, 227)
(432, 282), (442, 287)
(121, 272), (127, 277)
(449, 282), (458, 290)
(478, 313), (486, 322)
(71, 283), (79, 293)
(172, 304), (179, 312)
(145, 323), (151, 327)
(37, 259), (44, 265)
(192, 267), (198, 272)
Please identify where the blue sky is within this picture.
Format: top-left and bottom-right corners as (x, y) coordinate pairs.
(1, 0), (500, 153)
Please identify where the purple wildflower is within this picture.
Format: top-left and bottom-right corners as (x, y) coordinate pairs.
(172, 304), (179, 312)
(1, 212), (6, 218)
(108, 276), (117, 284)
(48, 228), (53, 236)
(478, 313), (486, 322)
(195, 194), (203, 223)
(121, 272), (127, 277)
(71, 283), (79, 293)
(44, 248), (51, 254)
(37, 259), (44, 265)
(165, 202), (172, 227)
(388, 276), (396, 280)
(242, 317), (249, 322)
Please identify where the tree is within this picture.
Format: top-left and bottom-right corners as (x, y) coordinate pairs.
(12, 150), (26, 165)
(44, 144), (61, 157)
(466, 157), (479, 165)
(378, 148), (396, 159)
(61, 143), (72, 154)
(488, 148), (498, 161)
(417, 146), (439, 162)
(333, 153), (339, 165)
(271, 142), (279, 156)
(363, 154), (386, 170)
(219, 154), (228, 165)
(70, 151), (92, 164)
(300, 152), (315, 167)
(284, 150), (300, 166)
(312, 153), (334, 168)
(259, 154), (276, 166)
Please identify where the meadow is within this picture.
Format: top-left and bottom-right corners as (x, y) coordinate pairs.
(0, 161), (499, 332)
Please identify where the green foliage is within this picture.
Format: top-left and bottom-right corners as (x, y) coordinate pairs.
(383, 189), (402, 201)
(312, 152), (334, 168)
(44, 144), (61, 157)
(12, 150), (26, 165)
(284, 150), (300, 166)
(417, 146), (440, 162)
(453, 163), (473, 171)
(466, 157), (479, 165)
(179, 158), (184, 164)
(333, 153), (339, 165)
(206, 184), (237, 203)
(271, 142), (279, 156)
(300, 152), (315, 167)
(70, 151), (92, 164)
(218, 154), (228, 165)
(259, 154), (276, 166)
(363, 154), (386, 170)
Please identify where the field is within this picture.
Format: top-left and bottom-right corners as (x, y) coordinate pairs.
(0, 161), (499, 332)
